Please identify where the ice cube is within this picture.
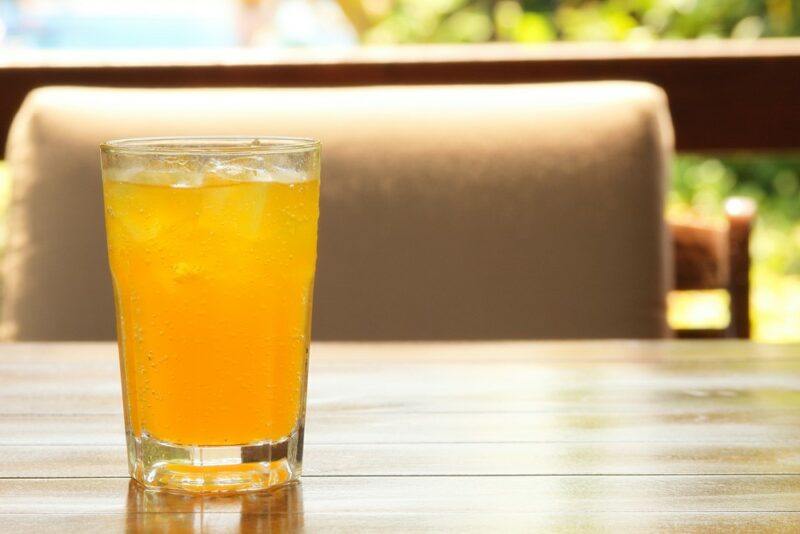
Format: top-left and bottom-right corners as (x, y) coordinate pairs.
(264, 165), (306, 184)
(172, 262), (202, 282)
(172, 172), (206, 188)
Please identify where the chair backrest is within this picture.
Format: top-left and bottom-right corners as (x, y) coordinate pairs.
(3, 83), (673, 341)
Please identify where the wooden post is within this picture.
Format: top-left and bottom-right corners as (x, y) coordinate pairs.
(725, 197), (757, 339)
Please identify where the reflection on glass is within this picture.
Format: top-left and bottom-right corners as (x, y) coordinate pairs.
(125, 479), (304, 532)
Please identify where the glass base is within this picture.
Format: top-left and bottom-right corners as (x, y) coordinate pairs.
(127, 427), (303, 494)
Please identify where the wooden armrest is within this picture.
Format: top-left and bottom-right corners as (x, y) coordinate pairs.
(670, 197), (756, 339)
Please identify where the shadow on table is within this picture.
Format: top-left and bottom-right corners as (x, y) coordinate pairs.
(125, 479), (305, 532)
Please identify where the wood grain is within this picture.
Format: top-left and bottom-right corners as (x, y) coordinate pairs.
(4, 440), (800, 478)
(2, 41), (800, 152)
(3, 512), (800, 533)
(4, 476), (800, 514)
(2, 342), (800, 415)
(1, 341), (800, 531)
(5, 409), (800, 445)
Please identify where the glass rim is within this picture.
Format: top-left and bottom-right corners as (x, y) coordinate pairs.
(101, 136), (320, 156)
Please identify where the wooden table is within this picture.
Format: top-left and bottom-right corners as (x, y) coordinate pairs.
(2, 341), (800, 531)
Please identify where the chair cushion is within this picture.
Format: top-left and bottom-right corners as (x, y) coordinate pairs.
(3, 82), (673, 340)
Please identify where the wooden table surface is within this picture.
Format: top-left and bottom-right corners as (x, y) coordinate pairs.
(2, 341), (800, 532)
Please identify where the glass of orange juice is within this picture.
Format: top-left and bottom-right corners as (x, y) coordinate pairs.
(101, 137), (320, 493)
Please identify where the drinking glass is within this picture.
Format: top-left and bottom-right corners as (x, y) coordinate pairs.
(101, 137), (320, 493)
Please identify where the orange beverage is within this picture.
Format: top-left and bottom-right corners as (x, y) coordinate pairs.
(101, 137), (320, 493)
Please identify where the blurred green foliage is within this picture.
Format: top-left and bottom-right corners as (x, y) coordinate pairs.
(672, 156), (800, 279)
(353, 0), (798, 44)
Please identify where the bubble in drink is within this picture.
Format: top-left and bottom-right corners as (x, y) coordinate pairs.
(104, 171), (319, 446)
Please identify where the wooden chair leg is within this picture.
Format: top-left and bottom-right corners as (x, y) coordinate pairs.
(725, 197), (756, 340)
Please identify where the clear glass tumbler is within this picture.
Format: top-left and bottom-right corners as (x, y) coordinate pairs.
(101, 137), (320, 493)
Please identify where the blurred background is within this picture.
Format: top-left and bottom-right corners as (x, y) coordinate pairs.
(1, 0), (798, 341)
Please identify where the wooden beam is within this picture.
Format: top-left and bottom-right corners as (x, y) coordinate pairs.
(2, 40), (800, 152)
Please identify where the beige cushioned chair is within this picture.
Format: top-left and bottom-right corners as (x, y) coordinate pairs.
(3, 83), (673, 341)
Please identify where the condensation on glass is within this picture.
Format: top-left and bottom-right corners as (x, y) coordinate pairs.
(101, 137), (320, 493)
